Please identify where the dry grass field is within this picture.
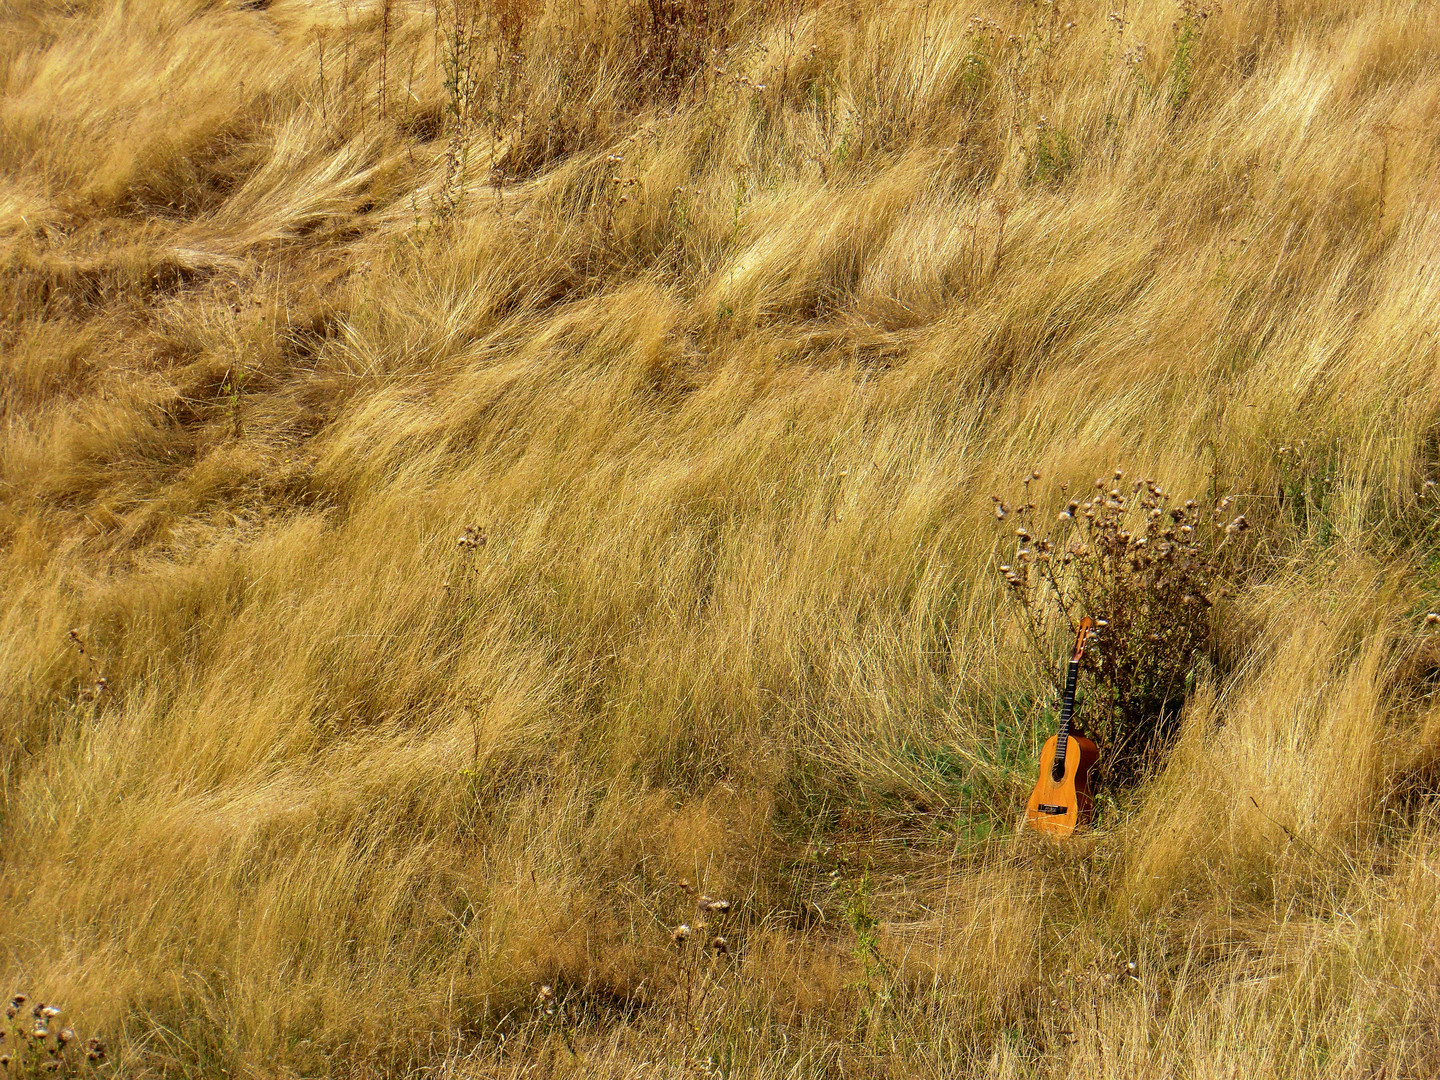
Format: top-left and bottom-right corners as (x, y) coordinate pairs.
(3, 0), (1440, 1075)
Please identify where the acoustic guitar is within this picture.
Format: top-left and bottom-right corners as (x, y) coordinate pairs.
(1025, 616), (1099, 838)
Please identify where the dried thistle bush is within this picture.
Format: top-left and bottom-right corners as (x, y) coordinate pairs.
(633, 0), (734, 103)
(993, 469), (1245, 788)
(1, 995), (106, 1077)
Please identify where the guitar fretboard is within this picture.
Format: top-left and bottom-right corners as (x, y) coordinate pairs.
(1052, 657), (1080, 780)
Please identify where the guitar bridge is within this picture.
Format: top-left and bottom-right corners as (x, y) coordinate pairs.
(1037, 803), (1068, 815)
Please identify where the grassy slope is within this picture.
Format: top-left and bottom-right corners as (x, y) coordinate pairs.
(3, 0), (1440, 1074)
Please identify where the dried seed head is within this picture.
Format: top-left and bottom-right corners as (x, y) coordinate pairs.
(57, 1029), (74, 1046)
(677, 878), (693, 893)
(672, 924), (692, 945)
(1426, 613), (1440, 625)
(1225, 515), (1249, 534)
(710, 935), (729, 955)
(1031, 470), (1041, 480)
(1113, 468), (1123, 480)
(40, 1006), (59, 1020)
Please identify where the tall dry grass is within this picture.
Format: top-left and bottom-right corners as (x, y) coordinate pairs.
(3, 0), (1440, 1074)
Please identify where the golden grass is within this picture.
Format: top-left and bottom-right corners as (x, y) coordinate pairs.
(3, 0), (1440, 1074)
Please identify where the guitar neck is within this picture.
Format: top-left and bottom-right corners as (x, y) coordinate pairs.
(1053, 657), (1080, 769)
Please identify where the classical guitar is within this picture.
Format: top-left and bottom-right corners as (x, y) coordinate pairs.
(1025, 616), (1099, 838)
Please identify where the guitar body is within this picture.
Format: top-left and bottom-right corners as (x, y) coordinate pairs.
(1025, 733), (1098, 838)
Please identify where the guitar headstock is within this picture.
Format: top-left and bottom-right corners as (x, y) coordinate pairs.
(1072, 616), (1094, 662)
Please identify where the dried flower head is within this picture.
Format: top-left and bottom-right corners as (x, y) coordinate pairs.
(39, 1006), (59, 1020)
(1426, 613), (1440, 626)
(57, 1029), (74, 1047)
(672, 924), (692, 945)
(710, 935), (729, 955)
